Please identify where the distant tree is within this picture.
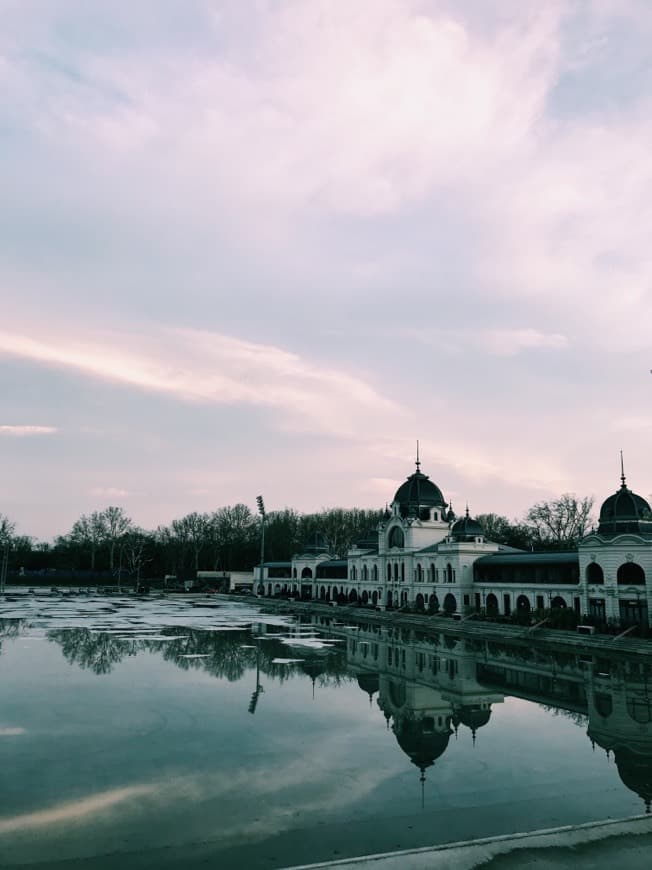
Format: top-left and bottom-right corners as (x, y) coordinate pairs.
(475, 514), (535, 550)
(100, 506), (132, 572)
(525, 494), (594, 549)
(0, 514), (15, 547)
(69, 511), (106, 570)
(173, 512), (212, 571)
(210, 504), (257, 570)
(122, 529), (153, 584)
(263, 508), (302, 562)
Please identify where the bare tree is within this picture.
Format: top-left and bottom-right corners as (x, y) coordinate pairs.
(100, 506), (132, 572)
(0, 514), (15, 592)
(525, 494), (595, 548)
(69, 511), (106, 570)
(123, 528), (152, 584)
(173, 512), (212, 571)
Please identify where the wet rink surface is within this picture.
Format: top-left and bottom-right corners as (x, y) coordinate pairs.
(0, 594), (648, 869)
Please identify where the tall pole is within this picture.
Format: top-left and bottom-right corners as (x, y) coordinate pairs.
(0, 545), (8, 594)
(256, 495), (266, 594)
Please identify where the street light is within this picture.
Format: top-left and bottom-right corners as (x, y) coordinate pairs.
(257, 496), (265, 593)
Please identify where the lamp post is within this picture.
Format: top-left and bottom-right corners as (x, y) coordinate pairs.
(256, 495), (265, 594)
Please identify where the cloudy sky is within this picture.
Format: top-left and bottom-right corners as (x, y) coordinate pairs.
(2, 0), (652, 540)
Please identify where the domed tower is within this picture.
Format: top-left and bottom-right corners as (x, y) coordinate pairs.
(451, 508), (485, 543)
(391, 456), (448, 522)
(579, 456), (652, 628)
(597, 459), (652, 537)
(381, 446), (452, 555)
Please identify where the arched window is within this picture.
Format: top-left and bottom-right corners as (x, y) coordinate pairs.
(446, 563), (454, 583)
(486, 593), (498, 612)
(387, 563), (392, 582)
(617, 562), (645, 585)
(301, 567), (313, 579)
(394, 562), (399, 582)
(362, 564), (368, 581)
(351, 565), (357, 582)
(388, 526), (405, 548)
(516, 594), (531, 612)
(586, 562), (604, 584)
(416, 564), (423, 582)
(401, 562), (405, 582)
(372, 564), (378, 582)
(443, 593), (457, 613)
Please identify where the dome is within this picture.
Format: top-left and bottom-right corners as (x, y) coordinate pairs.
(393, 463), (447, 519)
(451, 509), (484, 542)
(597, 468), (652, 537)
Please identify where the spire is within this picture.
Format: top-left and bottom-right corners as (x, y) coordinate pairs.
(465, 503), (470, 518)
(620, 450), (627, 489)
(415, 440), (421, 472)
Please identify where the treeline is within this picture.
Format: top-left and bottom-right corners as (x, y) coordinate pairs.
(0, 506), (385, 581)
(0, 494), (595, 583)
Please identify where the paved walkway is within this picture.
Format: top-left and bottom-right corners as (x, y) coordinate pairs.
(284, 815), (652, 870)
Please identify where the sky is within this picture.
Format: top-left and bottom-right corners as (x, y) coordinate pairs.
(1, 0), (652, 541)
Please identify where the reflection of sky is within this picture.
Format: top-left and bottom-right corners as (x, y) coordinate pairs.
(3, 2), (652, 540)
(0, 626), (643, 869)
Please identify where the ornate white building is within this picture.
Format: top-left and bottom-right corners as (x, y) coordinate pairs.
(255, 458), (652, 627)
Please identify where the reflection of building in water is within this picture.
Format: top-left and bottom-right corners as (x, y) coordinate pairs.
(326, 619), (652, 813)
(254, 453), (652, 627)
(586, 658), (652, 813)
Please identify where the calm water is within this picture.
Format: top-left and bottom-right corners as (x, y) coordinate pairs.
(1, 594), (650, 869)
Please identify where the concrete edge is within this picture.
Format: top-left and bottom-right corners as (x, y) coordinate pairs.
(283, 814), (652, 869)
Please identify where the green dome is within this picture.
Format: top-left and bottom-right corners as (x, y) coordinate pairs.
(451, 510), (484, 542)
(598, 476), (652, 537)
(393, 469), (446, 519)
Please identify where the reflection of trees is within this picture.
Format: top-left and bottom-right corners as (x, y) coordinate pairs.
(0, 618), (25, 656)
(49, 629), (137, 675)
(46, 626), (350, 683)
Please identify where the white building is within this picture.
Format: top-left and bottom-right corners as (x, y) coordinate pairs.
(255, 459), (652, 628)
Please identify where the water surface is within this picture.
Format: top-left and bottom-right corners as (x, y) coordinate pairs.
(1, 594), (650, 869)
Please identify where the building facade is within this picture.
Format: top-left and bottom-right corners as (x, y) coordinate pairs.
(254, 459), (652, 627)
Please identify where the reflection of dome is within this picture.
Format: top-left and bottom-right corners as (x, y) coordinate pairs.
(615, 749), (652, 814)
(393, 466), (447, 519)
(451, 509), (484, 542)
(458, 704), (492, 736)
(597, 468), (652, 537)
(357, 673), (379, 704)
(394, 716), (452, 772)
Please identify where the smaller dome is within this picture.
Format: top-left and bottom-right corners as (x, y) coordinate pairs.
(451, 509), (484, 542)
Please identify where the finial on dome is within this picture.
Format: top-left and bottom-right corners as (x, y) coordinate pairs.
(416, 439), (421, 472)
(465, 503), (470, 518)
(620, 450), (627, 489)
